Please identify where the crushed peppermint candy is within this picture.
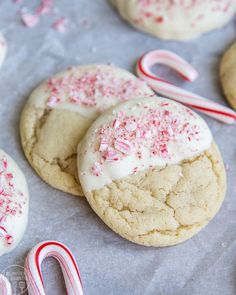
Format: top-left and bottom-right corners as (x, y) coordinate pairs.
(103, 148), (120, 162)
(114, 138), (133, 154)
(0, 156), (26, 246)
(91, 162), (102, 176)
(36, 0), (54, 15)
(89, 101), (203, 175)
(21, 12), (39, 27)
(99, 139), (108, 152)
(45, 66), (153, 110)
(15, 0), (67, 33)
(47, 96), (61, 107)
(113, 119), (120, 129)
(53, 17), (67, 33)
(135, 0), (235, 27)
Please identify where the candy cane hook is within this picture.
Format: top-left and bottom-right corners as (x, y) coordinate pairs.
(137, 50), (236, 124)
(0, 274), (12, 295)
(25, 241), (83, 295)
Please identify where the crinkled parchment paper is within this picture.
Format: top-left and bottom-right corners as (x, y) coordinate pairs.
(0, 1), (236, 294)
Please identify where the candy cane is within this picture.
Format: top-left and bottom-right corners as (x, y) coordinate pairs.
(25, 241), (83, 295)
(0, 274), (12, 295)
(136, 49), (236, 124)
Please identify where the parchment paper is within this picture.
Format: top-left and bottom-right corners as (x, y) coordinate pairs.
(0, 1), (236, 294)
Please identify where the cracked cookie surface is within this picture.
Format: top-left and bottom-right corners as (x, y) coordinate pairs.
(78, 97), (226, 246)
(86, 143), (226, 247)
(20, 106), (91, 195)
(220, 42), (236, 110)
(20, 64), (154, 196)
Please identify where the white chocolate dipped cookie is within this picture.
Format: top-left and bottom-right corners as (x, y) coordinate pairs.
(20, 64), (154, 196)
(78, 97), (226, 247)
(0, 33), (7, 68)
(0, 150), (29, 256)
(220, 42), (236, 110)
(111, 0), (236, 41)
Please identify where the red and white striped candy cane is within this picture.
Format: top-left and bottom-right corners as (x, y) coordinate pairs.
(25, 241), (83, 295)
(0, 274), (12, 295)
(136, 49), (236, 124)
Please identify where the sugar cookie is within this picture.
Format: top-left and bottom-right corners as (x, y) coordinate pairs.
(20, 64), (154, 196)
(111, 0), (236, 41)
(78, 97), (226, 247)
(220, 42), (236, 110)
(0, 150), (29, 256)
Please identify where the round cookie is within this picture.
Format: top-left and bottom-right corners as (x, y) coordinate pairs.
(111, 0), (236, 41)
(220, 42), (236, 110)
(0, 150), (29, 256)
(78, 97), (226, 247)
(0, 33), (7, 68)
(20, 64), (154, 196)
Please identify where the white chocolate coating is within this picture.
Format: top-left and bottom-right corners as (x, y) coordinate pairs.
(28, 64), (154, 120)
(0, 150), (29, 256)
(78, 97), (213, 192)
(0, 34), (7, 68)
(21, 64), (154, 196)
(111, 0), (236, 40)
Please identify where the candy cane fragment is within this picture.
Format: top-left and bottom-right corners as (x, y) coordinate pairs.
(0, 274), (12, 295)
(136, 49), (236, 124)
(25, 241), (83, 295)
